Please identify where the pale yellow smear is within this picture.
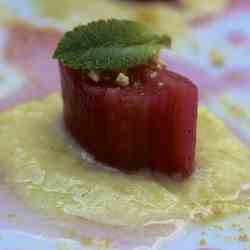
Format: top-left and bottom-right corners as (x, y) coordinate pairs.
(30, 0), (187, 39)
(0, 95), (250, 227)
(220, 95), (250, 130)
(29, 0), (230, 37)
(183, 0), (229, 18)
(0, 2), (13, 25)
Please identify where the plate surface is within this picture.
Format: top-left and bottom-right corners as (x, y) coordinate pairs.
(1, 0), (250, 249)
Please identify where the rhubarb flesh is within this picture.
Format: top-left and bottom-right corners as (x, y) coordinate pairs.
(60, 62), (198, 177)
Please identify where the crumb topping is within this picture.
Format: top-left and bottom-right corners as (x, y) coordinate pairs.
(156, 59), (167, 70)
(199, 239), (208, 246)
(158, 82), (165, 87)
(134, 81), (141, 87)
(210, 49), (225, 67)
(116, 73), (130, 87)
(88, 71), (100, 82)
(150, 71), (158, 79)
(238, 233), (250, 242)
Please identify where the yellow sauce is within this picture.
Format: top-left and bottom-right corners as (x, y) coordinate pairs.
(183, 0), (229, 18)
(30, 0), (229, 36)
(30, 0), (187, 39)
(0, 94), (250, 227)
(30, 0), (135, 25)
(220, 95), (250, 130)
(134, 4), (188, 38)
(0, 2), (12, 25)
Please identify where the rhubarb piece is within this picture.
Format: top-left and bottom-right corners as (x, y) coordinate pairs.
(60, 64), (152, 171)
(149, 69), (198, 178)
(54, 19), (198, 178)
(59, 62), (198, 176)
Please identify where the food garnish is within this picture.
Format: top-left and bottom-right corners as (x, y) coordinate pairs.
(54, 19), (198, 178)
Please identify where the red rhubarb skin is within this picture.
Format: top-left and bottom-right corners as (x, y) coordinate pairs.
(59, 62), (198, 177)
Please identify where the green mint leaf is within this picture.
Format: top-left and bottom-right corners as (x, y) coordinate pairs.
(53, 19), (171, 72)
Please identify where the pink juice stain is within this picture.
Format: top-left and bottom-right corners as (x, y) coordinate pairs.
(0, 22), (62, 111)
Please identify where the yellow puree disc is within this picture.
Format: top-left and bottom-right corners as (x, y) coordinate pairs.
(0, 95), (249, 227)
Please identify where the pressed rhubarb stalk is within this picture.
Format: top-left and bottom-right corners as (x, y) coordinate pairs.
(54, 19), (198, 178)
